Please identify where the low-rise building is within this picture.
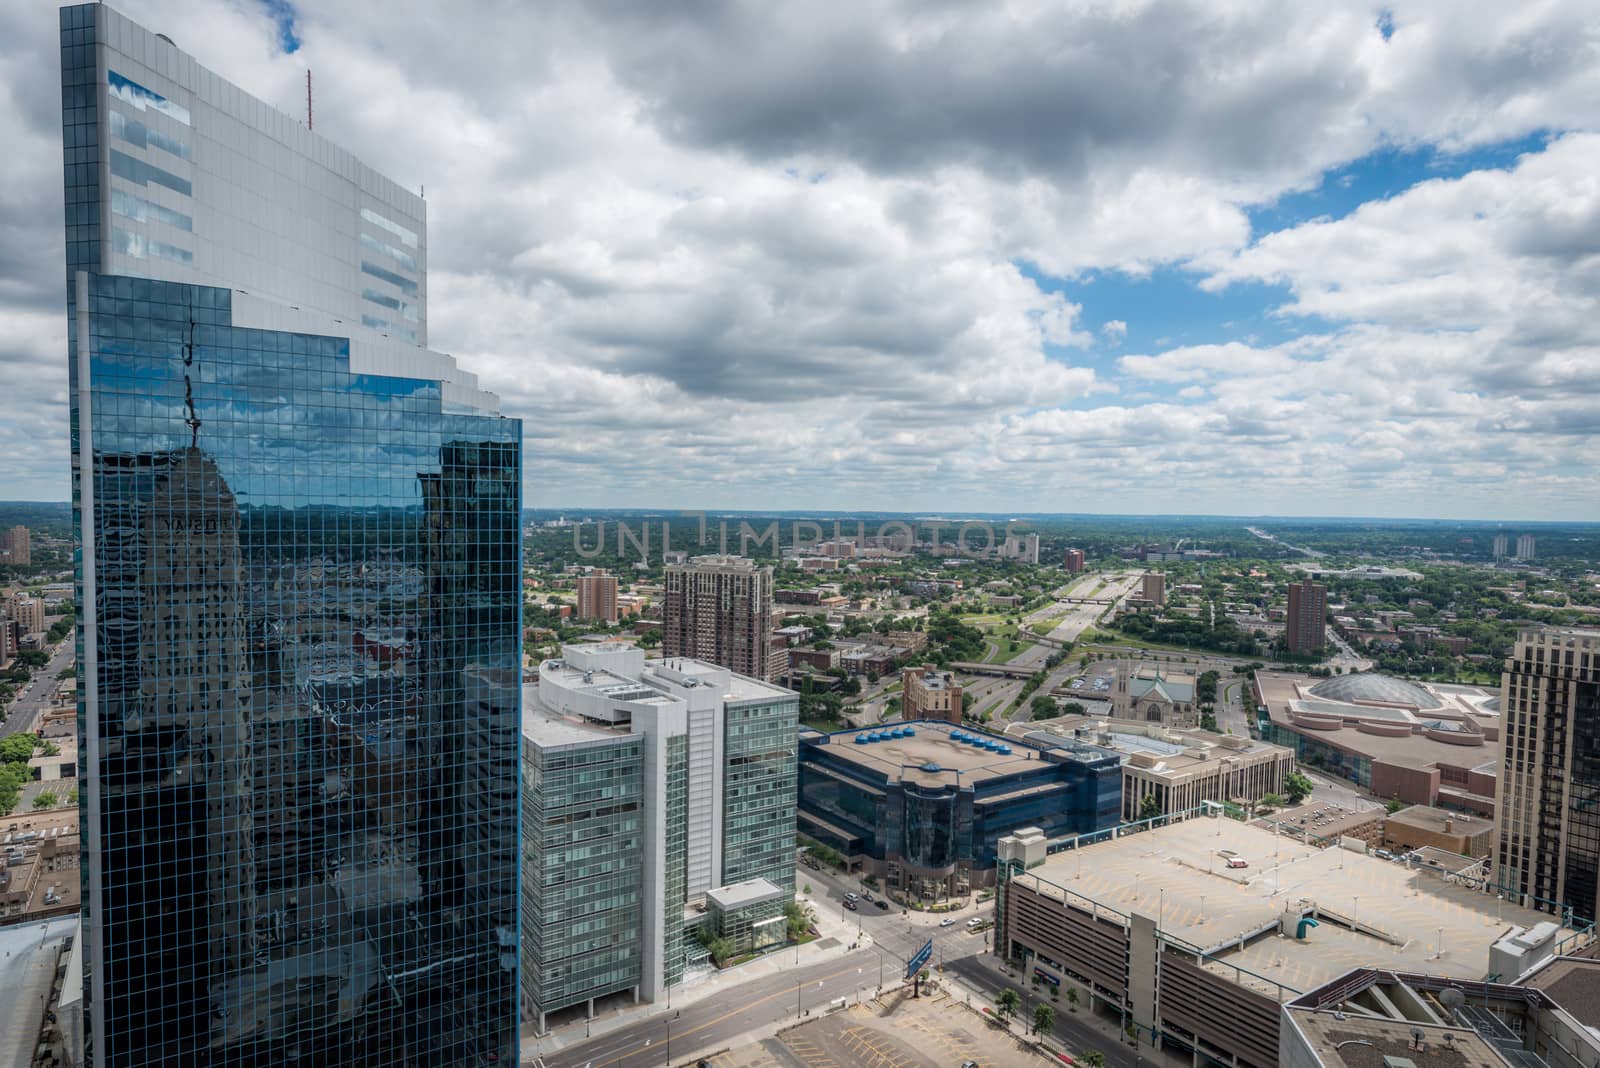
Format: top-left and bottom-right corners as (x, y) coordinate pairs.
(1282, 965), (1600, 1067)
(1113, 662), (1199, 727)
(995, 813), (1593, 1068)
(1254, 671), (1501, 816)
(798, 721), (1119, 901)
(1382, 803), (1494, 858)
(1252, 800), (1385, 847)
(1014, 717), (1295, 822)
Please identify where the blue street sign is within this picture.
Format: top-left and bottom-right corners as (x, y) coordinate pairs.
(906, 938), (933, 980)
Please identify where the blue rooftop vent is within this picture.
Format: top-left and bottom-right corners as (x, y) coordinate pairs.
(921, 762), (941, 773)
(998, 745), (1012, 754)
(903, 727), (915, 738)
(950, 731), (966, 742)
(854, 734), (869, 745)
(898, 727), (912, 738)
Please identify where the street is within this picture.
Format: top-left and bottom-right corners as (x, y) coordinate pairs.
(0, 639), (73, 739)
(536, 858), (1150, 1068)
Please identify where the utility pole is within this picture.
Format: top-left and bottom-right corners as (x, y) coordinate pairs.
(305, 69), (312, 130)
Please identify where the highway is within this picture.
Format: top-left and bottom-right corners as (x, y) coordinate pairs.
(0, 639), (73, 739)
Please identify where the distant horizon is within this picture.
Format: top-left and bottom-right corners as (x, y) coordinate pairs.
(10, 499), (1593, 528)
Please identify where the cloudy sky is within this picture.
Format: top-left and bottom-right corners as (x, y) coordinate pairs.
(3, 1), (1599, 519)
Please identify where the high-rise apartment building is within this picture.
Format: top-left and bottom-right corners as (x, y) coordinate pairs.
(1285, 579), (1328, 654)
(1517, 534), (1538, 561)
(1, 525), (31, 565)
(1141, 571), (1166, 607)
(663, 555), (777, 682)
(1063, 548), (1085, 573)
(523, 645), (797, 1029)
(62, 6), (521, 1064)
(1496, 626), (1600, 924)
(9, 593), (48, 637)
(575, 569), (619, 622)
(1000, 532), (1040, 563)
(1493, 534), (1509, 560)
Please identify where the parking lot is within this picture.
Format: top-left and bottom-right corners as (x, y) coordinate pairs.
(712, 988), (1057, 1068)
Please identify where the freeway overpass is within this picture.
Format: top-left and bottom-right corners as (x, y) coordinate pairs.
(948, 661), (1036, 679)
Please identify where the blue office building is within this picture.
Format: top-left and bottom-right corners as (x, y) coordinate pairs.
(64, 6), (520, 1065)
(797, 722), (1120, 902)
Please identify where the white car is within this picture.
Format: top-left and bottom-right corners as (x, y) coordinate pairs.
(938, 917), (956, 927)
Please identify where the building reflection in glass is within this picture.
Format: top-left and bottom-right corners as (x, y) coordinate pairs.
(79, 275), (520, 1067)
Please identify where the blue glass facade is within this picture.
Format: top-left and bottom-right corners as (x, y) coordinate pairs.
(73, 275), (522, 1066)
(797, 726), (1120, 899)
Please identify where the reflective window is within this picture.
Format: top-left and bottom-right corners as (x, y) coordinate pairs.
(110, 149), (192, 197)
(362, 288), (420, 321)
(361, 312), (419, 342)
(361, 259), (419, 296)
(112, 226), (193, 264)
(108, 69), (192, 126)
(111, 188), (193, 232)
(109, 109), (191, 160)
(360, 232), (419, 272)
(360, 206), (418, 248)
(76, 274), (522, 1067)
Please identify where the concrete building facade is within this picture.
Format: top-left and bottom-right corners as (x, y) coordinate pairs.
(522, 644), (798, 1028)
(663, 555), (778, 682)
(1063, 548), (1085, 573)
(1517, 534), (1537, 560)
(1496, 626), (1600, 923)
(1141, 572), (1166, 608)
(995, 814), (1592, 1068)
(1015, 716), (1295, 822)
(901, 664), (963, 724)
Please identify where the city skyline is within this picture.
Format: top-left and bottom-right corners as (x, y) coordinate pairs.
(3, 1), (1599, 519)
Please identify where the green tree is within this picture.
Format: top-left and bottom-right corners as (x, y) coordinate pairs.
(1079, 1052), (1106, 1068)
(0, 734), (36, 764)
(783, 900), (817, 942)
(1032, 1003), (1055, 1036)
(995, 988), (1022, 1024)
(1258, 793), (1286, 810)
(1386, 797), (1406, 814)
(637, 628), (662, 648)
(1065, 987), (1080, 1013)
(1138, 794), (1161, 821)
(1029, 695), (1057, 719)
(1284, 770), (1314, 804)
(1061, 701), (1086, 715)
(33, 792), (59, 810)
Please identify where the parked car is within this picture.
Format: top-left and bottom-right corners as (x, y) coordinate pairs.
(876, 900), (889, 910)
(939, 917), (956, 927)
(843, 899), (858, 911)
(843, 891), (858, 902)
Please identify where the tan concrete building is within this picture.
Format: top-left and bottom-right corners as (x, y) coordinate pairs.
(574, 569), (619, 623)
(1253, 800), (1384, 847)
(663, 555), (777, 682)
(0, 525), (29, 565)
(8, 593), (46, 637)
(1063, 548), (1085, 573)
(1496, 625), (1600, 923)
(901, 665), (963, 724)
(1141, 571), (1165, 607)
(1381, 803), (1494, 858)
(1014, 716), (1294, 822)
(996, 814), (1592, 1068)
(0, 805), (80, 923)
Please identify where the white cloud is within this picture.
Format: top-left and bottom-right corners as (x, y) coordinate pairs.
(0, 0), (1596, 517)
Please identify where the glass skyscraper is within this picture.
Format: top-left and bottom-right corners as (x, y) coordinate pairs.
(62, 5), (521, 1065)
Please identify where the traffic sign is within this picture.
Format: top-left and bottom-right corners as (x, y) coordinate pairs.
(906, 938), (933, 980)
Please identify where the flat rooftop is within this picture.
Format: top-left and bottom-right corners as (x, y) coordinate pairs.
(1013, 816), (1589, 1001)
(1017, 715), (1291, 779)
(809, 721), (1068, 787)
(520, 682), (632, 747)
(1254, 800), (1384, 842)
(1256, 671), (1500, 771)
(1523, 956), (1600, 1029)
(1287, 1010), (1505, 1068)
